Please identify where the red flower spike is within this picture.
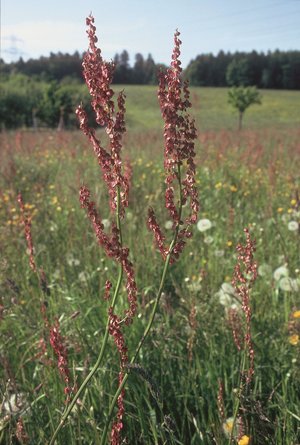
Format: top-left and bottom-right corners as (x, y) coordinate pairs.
(49, 319), (75, 403)
(232, 228), (258, 384)
(149, 30), (199, 262)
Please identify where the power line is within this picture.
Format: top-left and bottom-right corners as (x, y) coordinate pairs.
(186, 1), (297, 26)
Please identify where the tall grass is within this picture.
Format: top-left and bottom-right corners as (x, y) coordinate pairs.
(0, 17), (300, 445)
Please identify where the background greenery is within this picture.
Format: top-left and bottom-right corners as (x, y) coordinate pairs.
(0, 86), (299, 444)
(1, 47), (300, 129)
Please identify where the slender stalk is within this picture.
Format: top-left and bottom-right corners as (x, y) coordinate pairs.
(228, 345), (247, 444)
(49, 188), (123, 445)
(100, 165), (183, 445)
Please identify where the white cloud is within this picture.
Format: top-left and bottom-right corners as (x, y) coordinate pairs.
(1, 19), (145, 62)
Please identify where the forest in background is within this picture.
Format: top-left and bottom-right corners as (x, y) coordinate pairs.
(2, 49), (300, 88)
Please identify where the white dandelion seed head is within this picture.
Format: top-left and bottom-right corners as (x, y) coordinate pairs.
(221, 282), (236, 296)
(279, 277), (299, 292)
(164, 220), (173, 230)
(102, 219), (110, 229)
(204, 236), (214, 244)
(288, 221), (299, 232)
(197, 218), (212, 232)
(217, 290), (233, 307)
(273, 265), (289, 281)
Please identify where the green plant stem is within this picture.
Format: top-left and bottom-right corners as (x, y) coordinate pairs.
(49, 188), (123, 445)
(100, 165), (183, 445)
(228, 347), (247, 445)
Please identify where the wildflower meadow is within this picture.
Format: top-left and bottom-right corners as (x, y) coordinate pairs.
(0, 15), (300, 445)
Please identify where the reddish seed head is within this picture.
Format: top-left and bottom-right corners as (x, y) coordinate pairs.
(231, 228), (258, 384)
(16, 417), (29, 444)
(49, 319), (74, 402)
(149, 30), (199, 262)
(108, 308), (128, 444)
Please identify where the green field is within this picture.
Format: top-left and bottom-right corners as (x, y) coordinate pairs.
(0, 86), (300, 444)
(112, 85), (300, 131)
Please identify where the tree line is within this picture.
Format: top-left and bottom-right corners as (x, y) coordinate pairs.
(185, 50), (300, 90)
(0, 51), (164, 85)
(1, 49), (300, 88)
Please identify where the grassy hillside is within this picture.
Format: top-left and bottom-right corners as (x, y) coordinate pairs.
(112, 85), (300, 131)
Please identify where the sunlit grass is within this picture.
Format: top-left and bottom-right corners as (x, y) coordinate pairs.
(0, 86), (299, 443)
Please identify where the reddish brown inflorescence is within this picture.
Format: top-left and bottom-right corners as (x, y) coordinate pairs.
(15, 417), (29, 444)
(77, 15), (139, 444)
(232, 228), (258, 384)
(76, 15), (129, 218)
(49, 319), (75, 402)
(79, 186), (137, 323)
(77, 15), (137, 325)
(148, 30), (199, 263)
(108, 307), (128, 445)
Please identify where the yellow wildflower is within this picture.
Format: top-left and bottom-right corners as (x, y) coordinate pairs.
(227, 240), (233, 247)
(51, 196), (58, 205)
(215, 182), (222, 189)
(291, 199), (297, 206)
(277, 207), (283, 213)
(222, 417), (234, 437)
(289, 334), (299, 346)
(24, 203), (35, 210)
(292, 310), (300, 319)
(238, 436), (250, 445)
(230, 185), (238, 192)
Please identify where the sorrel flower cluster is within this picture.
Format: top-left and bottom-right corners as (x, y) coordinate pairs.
(108, 307), (128, 445)
(231, 228), (258, 384)
(76, 15), (137, 443)
(76, 15), (137, 324)
(15, 417), (29, 444)
(79, 187), (137, 323)
(49, 17), (199, 445)
(49, 319), (75, 402)
(148, 30), (199, 262)
(76, 15), (129, 218)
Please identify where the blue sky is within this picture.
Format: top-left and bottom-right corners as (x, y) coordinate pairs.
(1, 0), (300, 67)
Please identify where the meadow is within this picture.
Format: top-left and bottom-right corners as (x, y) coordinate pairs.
(0, 78), (300, 445)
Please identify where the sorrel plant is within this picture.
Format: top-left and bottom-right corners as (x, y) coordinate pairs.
(49, 15), (198, 444)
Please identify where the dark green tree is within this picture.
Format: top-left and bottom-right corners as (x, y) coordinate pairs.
(133, 53), (145, 83)
(226, 58), (250, 86)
